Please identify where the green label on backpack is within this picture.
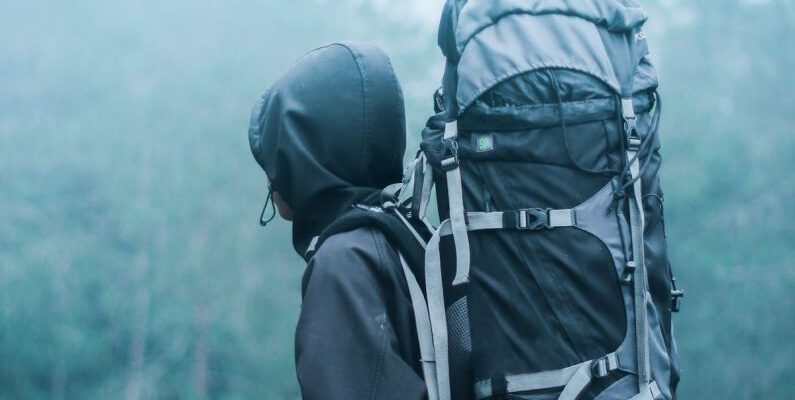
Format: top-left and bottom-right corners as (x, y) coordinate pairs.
(475, 134), (494, 153)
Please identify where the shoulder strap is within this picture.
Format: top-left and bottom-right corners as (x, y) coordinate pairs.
(311, 206), (429, 291)
(310, 206), (439, 399)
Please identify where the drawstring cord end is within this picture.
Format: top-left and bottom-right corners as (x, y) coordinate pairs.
(259, 184), (276, 227)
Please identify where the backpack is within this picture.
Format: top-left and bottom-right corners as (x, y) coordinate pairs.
(404, 1), (684, 399)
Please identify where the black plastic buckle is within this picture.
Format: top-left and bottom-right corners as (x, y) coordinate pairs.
(516, 208), (550, 230)
(433, 87), (445, 113)
(671, 276), (684, 313)
(440, 138), (459, 172)
(591, 356), (615, 379)
(490, 374), (508, 396)
(623, 116), (638, 137)
(621, 98), (638, 139)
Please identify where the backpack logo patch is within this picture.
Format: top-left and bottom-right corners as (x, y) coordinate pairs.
(475, 134), (494, 153)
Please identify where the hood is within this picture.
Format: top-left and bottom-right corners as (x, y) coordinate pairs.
(249, 42), (406, 258)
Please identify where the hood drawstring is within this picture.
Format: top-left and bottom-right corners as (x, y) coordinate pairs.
(259, 182), (277, 227)
(548, 69), (619, 177)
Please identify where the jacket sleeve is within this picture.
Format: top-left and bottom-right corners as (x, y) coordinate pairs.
(295, 228), (427, 400)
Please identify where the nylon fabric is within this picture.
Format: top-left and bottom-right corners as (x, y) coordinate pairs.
(444, 1), (656, 115)
(592, 375), (638, 400)
(454, 0), (648, 54)
(454, 13), (621, 114)
(568, 179), (642, 386)
(461, 94), (653, 132)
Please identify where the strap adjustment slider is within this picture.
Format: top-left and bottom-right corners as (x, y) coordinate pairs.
(591, 354), (618, 379)
(621, 97), (638, 137)
(440, 138), (459, 172)
(517, 208), (550, 230)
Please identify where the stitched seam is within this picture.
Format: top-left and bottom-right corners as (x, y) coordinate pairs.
(368, 318), (388, 400)
(458, 65), (619, 114)
(383, 54), (405, 178)
(337, 43), (371, 180)
(455, 6), (646, 53)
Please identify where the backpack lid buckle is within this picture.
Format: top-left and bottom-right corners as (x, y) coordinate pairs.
(440, 138), (459, 172)
(516, 208), (550, 230)
(621, 98), (639, 138)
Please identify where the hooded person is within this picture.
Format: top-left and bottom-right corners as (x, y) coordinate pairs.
(248, 42), (428, 400)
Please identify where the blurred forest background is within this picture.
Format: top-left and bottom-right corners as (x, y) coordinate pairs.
(1, 0), (793, 399)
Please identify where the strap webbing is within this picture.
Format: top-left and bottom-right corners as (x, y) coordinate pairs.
(393, 209), (427, 251)
(557, 362), (593, 400)
(438, 209), (575, 237)
(443, 122), (471, 286)
(473, 353), (620, 400)
(623, 98), (651, 388)
(418, 154), (434, 221)
(304, 236), (319, 258)
(549, 209), (575, 227)
(629, 382), (663, 400)
(399, 254), (439, 400)
(425, 220), (451, 400)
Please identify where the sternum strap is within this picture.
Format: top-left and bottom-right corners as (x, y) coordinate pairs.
(438, 208), (575, 237)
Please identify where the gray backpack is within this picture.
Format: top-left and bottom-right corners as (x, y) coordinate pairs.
(399, 1), (684, 399)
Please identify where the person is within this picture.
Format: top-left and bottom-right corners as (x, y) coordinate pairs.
(248, 42), (427, 400)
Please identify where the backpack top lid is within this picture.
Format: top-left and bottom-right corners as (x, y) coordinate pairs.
(438, 0), (658, 117)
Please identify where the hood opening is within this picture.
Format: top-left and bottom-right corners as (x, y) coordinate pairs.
(249, 42), (407, 257)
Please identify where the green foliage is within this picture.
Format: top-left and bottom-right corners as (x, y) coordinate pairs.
(0, 0), (792, 399)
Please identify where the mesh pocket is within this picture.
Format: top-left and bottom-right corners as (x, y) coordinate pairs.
(447, 297), (474, 400)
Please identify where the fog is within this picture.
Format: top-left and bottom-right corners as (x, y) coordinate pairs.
(1, 0), (793, 398)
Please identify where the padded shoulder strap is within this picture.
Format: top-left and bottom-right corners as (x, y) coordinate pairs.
(310, 207), (438, 398)
(311, 207), (429, 289)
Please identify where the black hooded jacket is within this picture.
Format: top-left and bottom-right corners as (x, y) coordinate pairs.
(249, 42), (427, 400)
